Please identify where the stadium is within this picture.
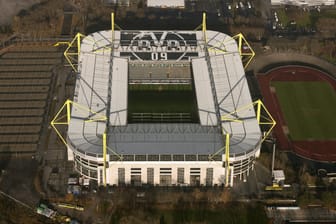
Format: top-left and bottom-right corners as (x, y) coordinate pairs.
(52, 14), (275, 187)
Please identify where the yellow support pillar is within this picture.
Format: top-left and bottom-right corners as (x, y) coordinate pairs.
(111, 12), (115, 43)
(103, 132), (107, 187)
(202, 12), (207, 43)
(225, 133), (230, 187)
(256, 99), (261, 123)
(66, 100), (71, 124)
(238, 35), (242, 55)
(77, 33), (81, 56)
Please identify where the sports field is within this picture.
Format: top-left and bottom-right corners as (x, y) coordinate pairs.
(258, 66), (336, 162)
(272, 81), (336, 141)
(128, 84), (199, 123)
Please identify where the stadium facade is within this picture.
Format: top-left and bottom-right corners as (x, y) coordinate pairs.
(64, 27), (263, 187)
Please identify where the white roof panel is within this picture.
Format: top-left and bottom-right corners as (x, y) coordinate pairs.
(110, 57), (128, 126)
(191, 58), (217, 126)
(207, 37), (262, 154)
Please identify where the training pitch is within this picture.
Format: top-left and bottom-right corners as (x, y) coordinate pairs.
(258, 65), (336, 162)
(272, 81), (336, 141)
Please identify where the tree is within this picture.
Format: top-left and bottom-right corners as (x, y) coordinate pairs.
(321, 191), (336, 209)
(137, 0), (144, 9)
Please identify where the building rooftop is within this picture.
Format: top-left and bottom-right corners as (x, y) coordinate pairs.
(147, 0), (185, 8)
(271, 0), (335, 6)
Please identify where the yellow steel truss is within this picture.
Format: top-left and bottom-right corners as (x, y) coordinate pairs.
(221, 99), (276, 142)
(51, 99), (125, 186)
(55, 12), (121, 72)
(207, 33), (255, 69)
(194, 15), (254, 68)
(54, 33), (86, 72)
(50, 99), (107, 147)
(209, 99), (276, 186)
(52, 13), (122, 186)
(232, 33), (255, 69)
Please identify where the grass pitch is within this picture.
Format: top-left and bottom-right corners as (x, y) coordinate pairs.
(272, 81), (336, 141)
(128, 84), (199, 123)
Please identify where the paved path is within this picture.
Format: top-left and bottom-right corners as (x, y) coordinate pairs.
(248, 52), (336, 76)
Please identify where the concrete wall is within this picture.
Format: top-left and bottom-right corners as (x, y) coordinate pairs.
(106, 161), (225, 186)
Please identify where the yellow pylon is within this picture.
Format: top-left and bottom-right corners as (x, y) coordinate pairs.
(54, 33), (86, 72)
(103, 132), (107, 187)
(207, 33), (255, 69)
(209, 99), (276, 165)
(221, 99), (276, 142)
(51, 100), (124, 187)
(111, 12), (114, 43)
(50, 99), (107, 147)
(194, 12), (207, 43)
(55, 14), (122, 71)
(224, 133), (230, 187)
(232, 33), (255, 69)
(202, 12), (207, 43)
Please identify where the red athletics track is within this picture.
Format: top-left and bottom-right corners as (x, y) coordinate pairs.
(257, 65), (336, 162)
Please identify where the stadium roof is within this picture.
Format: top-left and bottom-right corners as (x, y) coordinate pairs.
(68, 30), (261, 158)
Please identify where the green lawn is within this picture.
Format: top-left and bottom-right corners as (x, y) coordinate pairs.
(128, 84), (199, 123)
(272, 81), (336, 141)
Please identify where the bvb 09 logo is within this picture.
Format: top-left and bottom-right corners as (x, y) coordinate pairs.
(129, 31), (188, 61)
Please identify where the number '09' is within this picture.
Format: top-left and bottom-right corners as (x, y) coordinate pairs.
(151, 52), (168, 60)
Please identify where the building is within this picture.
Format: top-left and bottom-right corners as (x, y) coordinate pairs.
(271, 0), (335, 6)
(103, 0), (130, 6)
(147, 0), (185, 8)
(63, 27), (264, 187)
